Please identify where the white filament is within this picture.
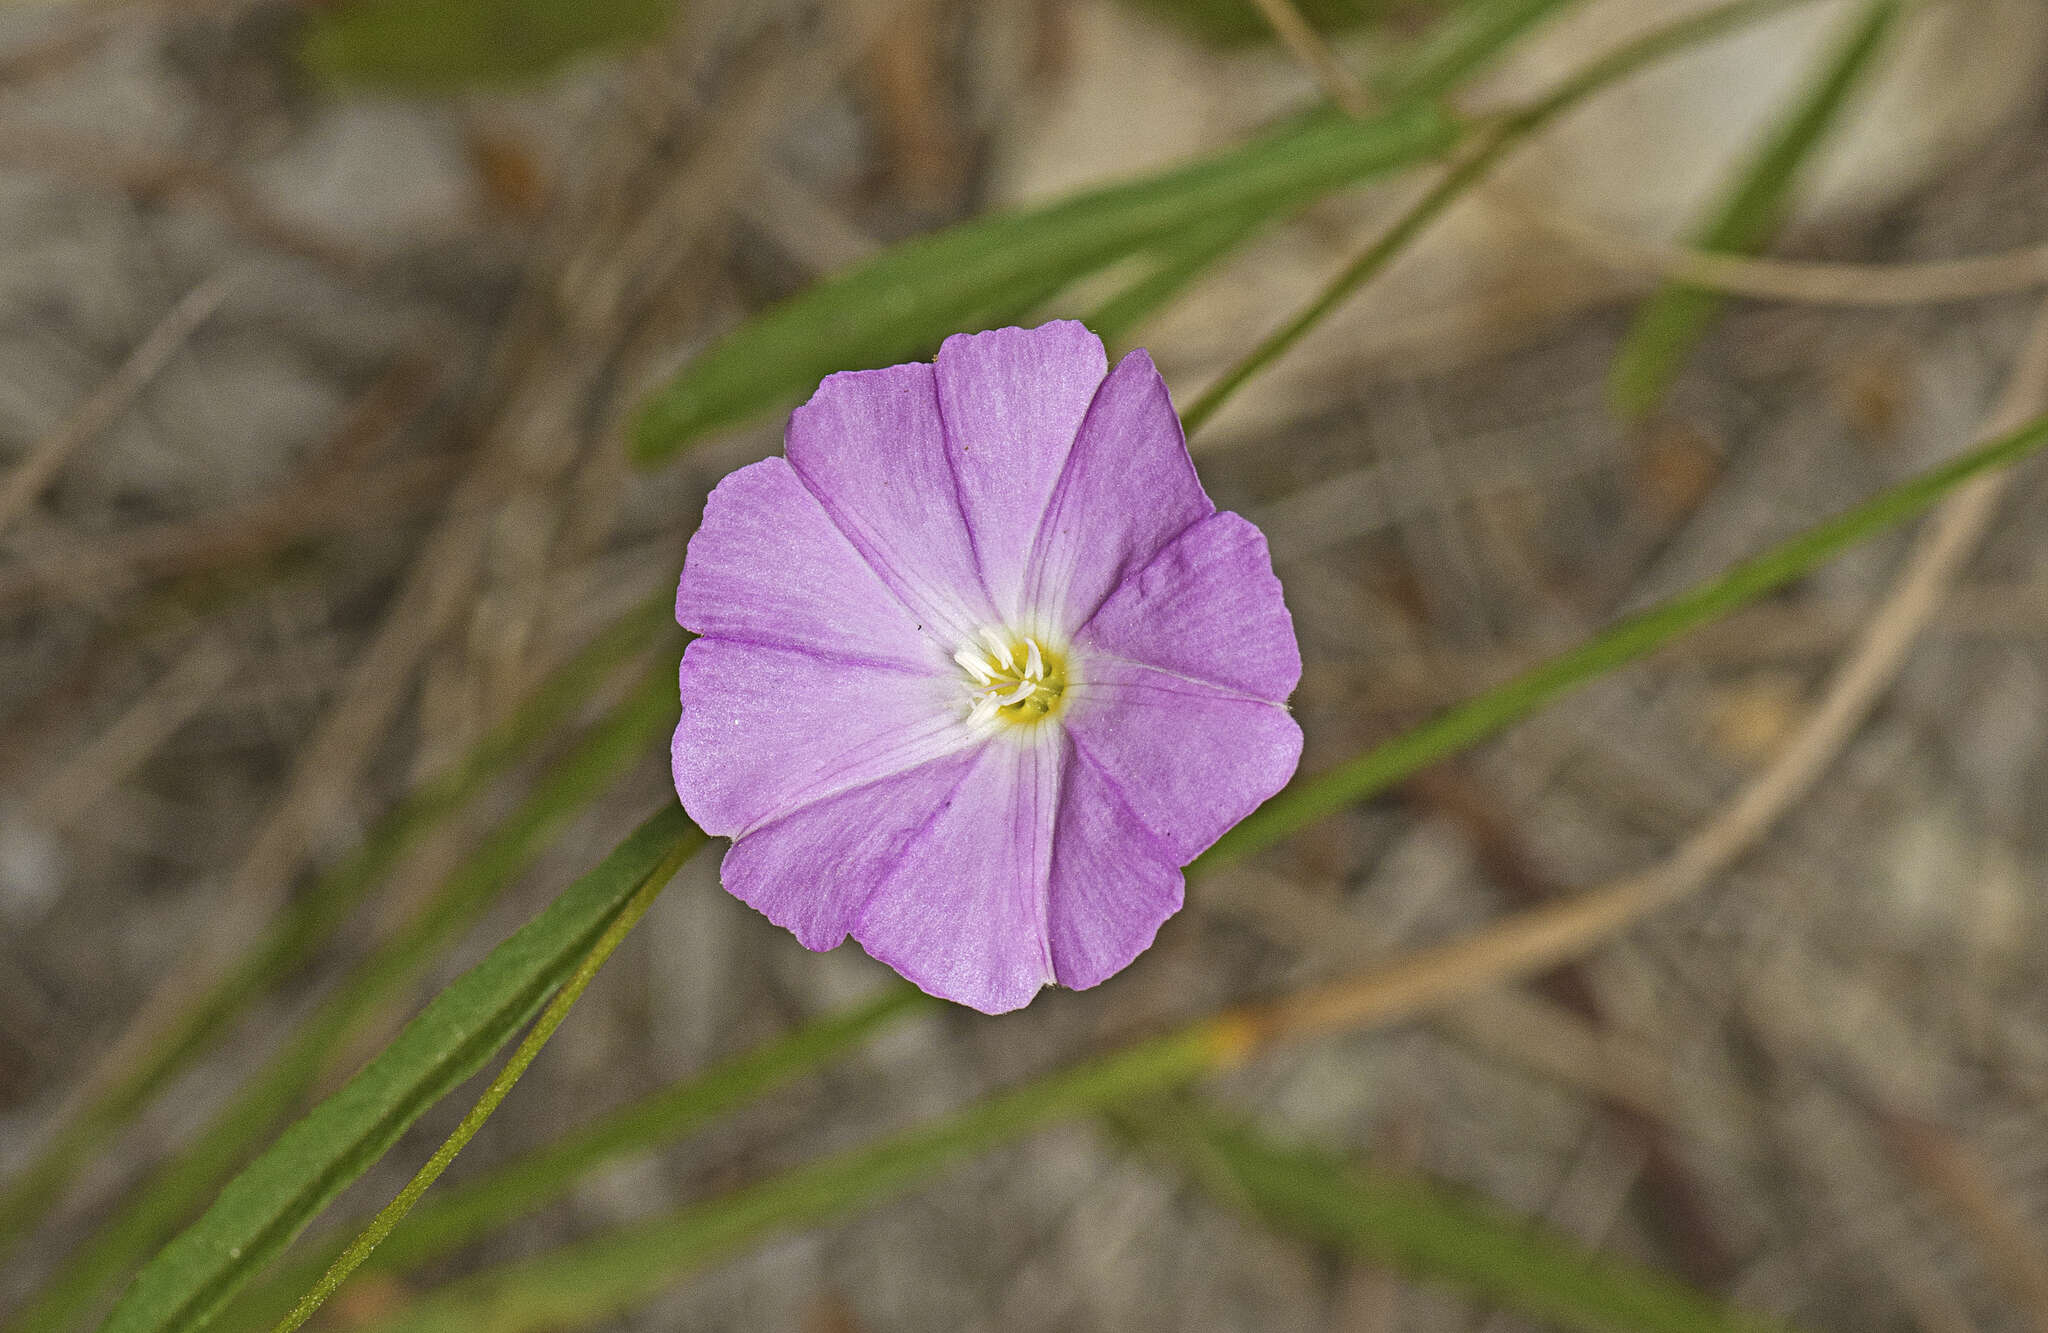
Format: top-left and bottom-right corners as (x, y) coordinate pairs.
(977, 627), (1016, 671)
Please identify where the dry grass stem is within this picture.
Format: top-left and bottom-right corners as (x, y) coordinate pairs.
(1244, 0), (1374, 117)
(1204, 867), (1695, 1124)
(24, 635), (236, 830)
(0, 278), (227, 539)
(0, 126), (365, 271)
(1496, 186), (2048, 306)
(0, 455), (460, 613)
(1880, 1114), (2048, 1333)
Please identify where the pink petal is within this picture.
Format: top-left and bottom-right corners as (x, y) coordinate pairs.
(677, 458), (944, 672)
(1077, 512), (1301, 702)
(1062, 658), (1303, 864)
(934, 322), (1107, 621)
(1045, 743), (1184, 991)
(785, 361), (997, 648)
(854, 731), (1062, 1014)
(1024, 349), (1211, 635)
(718, 747), (986, 953)
(673, 638), (971, 838)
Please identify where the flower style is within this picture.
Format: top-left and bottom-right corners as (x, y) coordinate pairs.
(673, 321), (1302, 1013)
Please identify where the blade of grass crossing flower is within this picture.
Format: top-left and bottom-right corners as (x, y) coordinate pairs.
(211, 988), (933, 1333)
(1122, 1101), (1798, 1333)
(1180, 0), (1820, 434)
(1607, 0), (1903, 421)
(1201, 408), (2048, 866)
(348, 1024), (1238, 1333)
(270, 826), (696, 1333)
(0, 598), (670, 1265)
(95, 805), (703, 1333)
(315, 409), (2048, 1333)
(12, 662), (679, 1333)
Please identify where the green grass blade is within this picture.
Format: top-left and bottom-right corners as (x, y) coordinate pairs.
(12, 664), (680, 1333)
(0, 600), (669, 1267)
(1125, 1101), (1799, 1333)
(95, 805), (703, 1333)
(628, 100), (1457, 461)
(211, 988), (934, 1333)
(270, 827), (695, 1333)
(351, 1027), (1232, 1333)
(1607, 0), (1902, 420)
(1204, 408), (2048, 865)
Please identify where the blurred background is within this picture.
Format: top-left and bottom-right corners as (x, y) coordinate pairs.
(5, 0), (2048, 1329)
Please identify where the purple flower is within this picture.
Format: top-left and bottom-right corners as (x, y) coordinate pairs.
(673, 321), (1302, 1013)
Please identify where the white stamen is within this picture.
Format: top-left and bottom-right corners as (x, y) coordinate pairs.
(956, 628), (1063, 727)
(953, 647), (995, 684)
(978, 627), (1016, 671)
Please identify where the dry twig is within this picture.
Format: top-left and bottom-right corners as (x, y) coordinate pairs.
(1496, 187), (2048, 307)
(0, 278), (228, 539)
(1244, 0), (1373, 117)
(24, 635), (237, 829)
(0, 126), (364, 272)
(1880, 1114), (2048, 1333)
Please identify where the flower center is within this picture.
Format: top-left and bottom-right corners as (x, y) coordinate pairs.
(954, 627), (1067, 728)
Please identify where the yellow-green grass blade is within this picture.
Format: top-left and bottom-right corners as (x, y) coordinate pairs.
(269, 827), (697, 1333)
